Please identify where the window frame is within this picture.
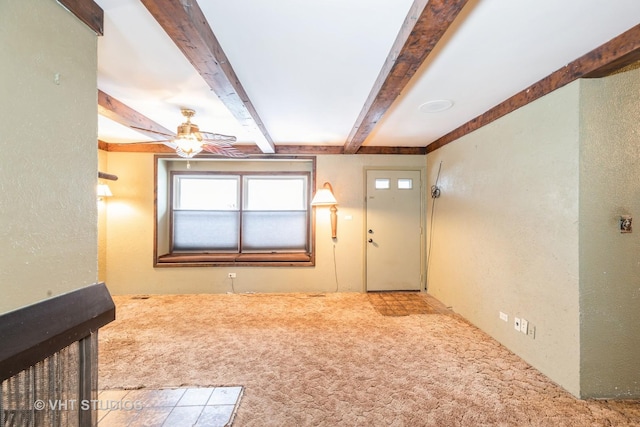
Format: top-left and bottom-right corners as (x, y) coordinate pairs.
(154, 155), (317, 267)
(171, 173), (241, 253)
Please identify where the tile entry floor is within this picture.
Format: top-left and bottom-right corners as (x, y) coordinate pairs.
(367, 291), (452, 316)
(97, 386), (243, 426)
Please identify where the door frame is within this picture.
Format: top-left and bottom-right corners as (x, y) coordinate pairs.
(363, 166), (427, 292)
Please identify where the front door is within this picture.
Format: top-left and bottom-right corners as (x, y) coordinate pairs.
(365, 169), (422, 291)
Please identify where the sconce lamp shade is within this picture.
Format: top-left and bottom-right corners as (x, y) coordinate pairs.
(311, 182), (337, 206)
(97, 184), (113, 198)
(311, 182), (338, 239)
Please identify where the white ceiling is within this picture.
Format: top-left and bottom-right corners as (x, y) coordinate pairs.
(96, 0), (640, 149)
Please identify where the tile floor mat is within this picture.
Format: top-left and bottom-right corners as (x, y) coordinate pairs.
(367, 292), (451, 316)
(97, 386), (243, 426)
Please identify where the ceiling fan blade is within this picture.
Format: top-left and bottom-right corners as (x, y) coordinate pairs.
(200, 139), (234, 149)
(199, 131), (237, 142)
(202, 143), (247, 158)
(113, 112), (240, 158)
(125, 139), (173, 144)
(162, 140), (178, 149)
(112, 140), (177, 148)
(130, 126), (176, 138)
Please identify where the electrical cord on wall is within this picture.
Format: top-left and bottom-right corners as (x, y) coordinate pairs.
(333, 243), (339, 292)
(426, 161), (443, 290)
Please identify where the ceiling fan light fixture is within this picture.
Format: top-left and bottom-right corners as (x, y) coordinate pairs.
(127, 107), (243, 158)
(174, 108), (204, 157)
(175, 134), (204, 158)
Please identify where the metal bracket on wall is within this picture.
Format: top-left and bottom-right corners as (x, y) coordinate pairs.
(620, 215), (632, 233)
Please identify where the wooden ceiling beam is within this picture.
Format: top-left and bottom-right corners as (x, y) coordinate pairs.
(98, 90), (175, 141)
(57, 0), (104, 35)
(357, 146), (425, 155)
(583, 49), (640, 78)
(343, 0), (470, 154)
(101, 143), (175, 154)
(102, 143), (421, 155)
(140, 0), (275, 154)
(426, 24), (640, 154)
(275, 146), (343, 155)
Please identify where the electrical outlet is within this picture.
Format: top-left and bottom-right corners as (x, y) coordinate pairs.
(499, 312), (508, 322)
(228, 273), (236, 278)
(520, 319), (528, 334)
(514, 317), (521, 331)
(528, 325), (536, 339)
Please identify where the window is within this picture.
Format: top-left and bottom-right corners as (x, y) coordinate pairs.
(242, 177), (308, 251)
(397, 178), (413, 189)
(155, 157), (315, 266)
(172, 174), (308, 253)
(173, 176), (240, 251)
(375, 177), (413, 190)
(375, 178), (390, 189)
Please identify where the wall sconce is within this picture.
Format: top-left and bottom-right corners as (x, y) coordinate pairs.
(311, 182), (338, 239)
(97, 184), (113, 200)
(97, 172), (117, 201)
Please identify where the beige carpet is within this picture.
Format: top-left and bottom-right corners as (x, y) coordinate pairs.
(98, 293), (640, 426)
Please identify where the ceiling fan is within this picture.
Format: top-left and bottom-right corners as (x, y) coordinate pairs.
(131, 108), (246, 158)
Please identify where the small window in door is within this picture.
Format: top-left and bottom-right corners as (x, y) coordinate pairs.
(375, 178), (390, 189)
(397, 178), (413, 189)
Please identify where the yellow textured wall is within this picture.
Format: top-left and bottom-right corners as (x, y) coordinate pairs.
(0, 0), (98, 313)
(426, 82), (581, 396)
(98, 150), (109, 283)
(102, 153), (425, 295)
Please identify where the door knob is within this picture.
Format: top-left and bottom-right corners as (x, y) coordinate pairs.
(368, 239), (373, 243)
(368, 229), (373, 234)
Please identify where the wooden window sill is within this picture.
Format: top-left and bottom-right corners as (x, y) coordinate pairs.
(155, 253), (314, 267)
